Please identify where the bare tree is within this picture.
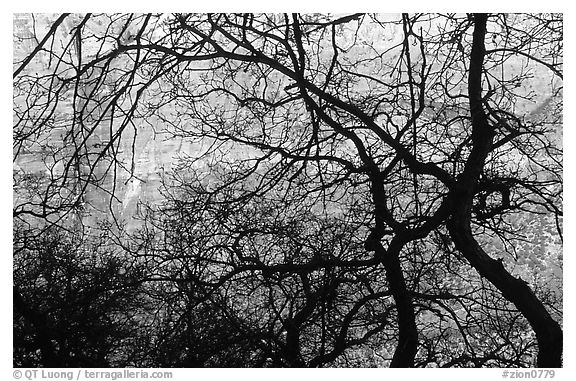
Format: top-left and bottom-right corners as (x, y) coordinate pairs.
(13, 13), (562, 367)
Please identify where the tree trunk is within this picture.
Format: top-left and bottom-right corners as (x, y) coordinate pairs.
(448, 13), (563, 367)
(377, 238), (418, 367)
(447, 215), (563, 367)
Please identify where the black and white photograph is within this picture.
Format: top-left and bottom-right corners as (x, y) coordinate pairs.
(12, 11), (564, 371)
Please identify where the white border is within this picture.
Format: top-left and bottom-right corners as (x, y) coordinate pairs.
(3, 4), (573, 380)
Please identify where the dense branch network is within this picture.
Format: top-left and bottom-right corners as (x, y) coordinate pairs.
(13, 13), (562, 367)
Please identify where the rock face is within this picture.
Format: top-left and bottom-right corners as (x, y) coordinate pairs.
(13, 14), (199, 232)
(14, 14), (562, 235)
(14, 112), (199, 233)
(102, 126), (202, 231)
